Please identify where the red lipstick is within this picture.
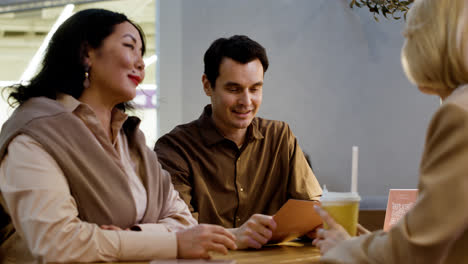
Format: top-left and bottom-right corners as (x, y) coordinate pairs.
(128, 74), (142, 86)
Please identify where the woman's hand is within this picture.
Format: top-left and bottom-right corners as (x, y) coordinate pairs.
(176, 224), (237, 259)
(312, 205), (351, 254)
(357, 223), (371, 235)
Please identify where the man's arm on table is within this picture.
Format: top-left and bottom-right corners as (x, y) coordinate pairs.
(229, 125), (323, 249)
(284, 126), (323, 239)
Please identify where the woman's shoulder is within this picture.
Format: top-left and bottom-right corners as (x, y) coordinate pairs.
(5, 97), (67, 128)
(443, 85), (468, 112)
(425, 98), (468, 144)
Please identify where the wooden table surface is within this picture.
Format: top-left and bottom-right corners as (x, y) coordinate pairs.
(70, 242), (321, 264)
(211, 242), (321, 264)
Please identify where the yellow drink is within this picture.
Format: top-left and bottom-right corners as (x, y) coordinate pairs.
(320, 191), (361, 236)
(322, 202), (359, 236)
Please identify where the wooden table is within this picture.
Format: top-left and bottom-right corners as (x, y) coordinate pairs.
(74, 242), (320, 264)
(211, 242), (321, 263)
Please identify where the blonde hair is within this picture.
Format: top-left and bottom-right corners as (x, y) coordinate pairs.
(401, 0), (468, 96)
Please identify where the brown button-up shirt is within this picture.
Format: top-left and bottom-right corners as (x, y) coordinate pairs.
(155, 105), (322, 228)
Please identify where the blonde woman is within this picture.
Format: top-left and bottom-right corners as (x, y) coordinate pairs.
(313, 0), (468, 263)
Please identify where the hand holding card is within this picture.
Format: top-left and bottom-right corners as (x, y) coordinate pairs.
(269, 199), (322, 243)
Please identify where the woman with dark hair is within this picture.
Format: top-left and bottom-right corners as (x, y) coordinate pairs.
(0, 9), (235, 263)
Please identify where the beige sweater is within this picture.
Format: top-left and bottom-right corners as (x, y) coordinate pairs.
(0, 96), (196, 262)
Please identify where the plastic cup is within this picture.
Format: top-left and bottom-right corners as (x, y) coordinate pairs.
(320, 191), (361, 236)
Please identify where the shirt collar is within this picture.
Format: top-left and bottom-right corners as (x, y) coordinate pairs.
(250, 117), (264, 140)
(444, 84), (468, 103)
(56, 93), (128, 144)
(197, 104), (264, 147)
(56, 93), (81, 112)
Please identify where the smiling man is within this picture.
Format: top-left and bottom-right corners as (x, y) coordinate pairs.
(154, 35), (322, 249)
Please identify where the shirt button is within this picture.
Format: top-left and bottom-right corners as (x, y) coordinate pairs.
(236, 217), (241, 222)
(240, 187), (244, 192)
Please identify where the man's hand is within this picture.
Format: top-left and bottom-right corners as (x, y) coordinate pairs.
(312, 205), (351, 254)
(176, 224), (237, 259)
(229, 214), (277, 249)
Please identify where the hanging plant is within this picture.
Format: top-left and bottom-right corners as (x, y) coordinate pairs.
(349, 0), (414, 21)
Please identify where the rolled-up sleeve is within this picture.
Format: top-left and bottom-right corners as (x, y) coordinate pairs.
(0, 134), (179, 262)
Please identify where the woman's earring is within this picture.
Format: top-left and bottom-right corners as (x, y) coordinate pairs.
(83, 66), (90, 88)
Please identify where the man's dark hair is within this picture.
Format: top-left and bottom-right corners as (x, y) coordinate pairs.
(203, 35), (269, 88)
(5, 8), (146, 111)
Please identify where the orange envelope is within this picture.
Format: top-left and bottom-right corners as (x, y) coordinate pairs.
(269, 199), (322, 243)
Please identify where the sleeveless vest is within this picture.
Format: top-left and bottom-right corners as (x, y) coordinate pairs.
(0, 97), (170, 243)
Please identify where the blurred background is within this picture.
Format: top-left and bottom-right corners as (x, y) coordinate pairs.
(0, 0), (438, 210)
(0, 0), (158, 146)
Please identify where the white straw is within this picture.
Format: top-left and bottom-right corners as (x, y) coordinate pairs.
(351, 146), (359, 193)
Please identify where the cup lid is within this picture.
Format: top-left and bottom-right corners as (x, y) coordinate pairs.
(320, 185), (361, 202)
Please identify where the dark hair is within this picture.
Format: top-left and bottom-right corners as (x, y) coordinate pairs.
(5, 8), (146, 110)
(203, 35), (269, 88)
